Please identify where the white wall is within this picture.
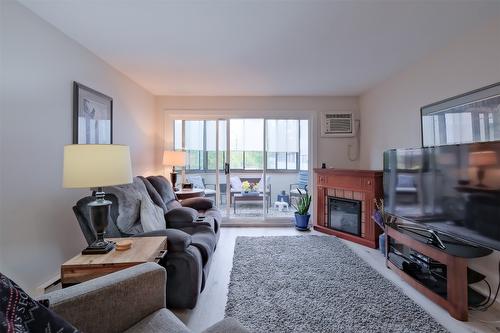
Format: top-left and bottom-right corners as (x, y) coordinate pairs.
(0, 1), (159, 294)
(156, 96), (360, 170)
(360, 18), (500, 169)
(359, 17), (500, 306)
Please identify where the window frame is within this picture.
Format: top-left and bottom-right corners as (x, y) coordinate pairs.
(173, 119), (307, 173)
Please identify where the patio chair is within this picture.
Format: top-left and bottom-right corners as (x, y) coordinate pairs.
(290, 171), (309, 205)
(187, 174), (217, 200)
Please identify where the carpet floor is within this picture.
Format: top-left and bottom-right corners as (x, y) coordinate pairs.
(225, 235), (448, 333)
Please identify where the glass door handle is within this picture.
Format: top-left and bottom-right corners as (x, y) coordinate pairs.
(224, 163), (230, 175)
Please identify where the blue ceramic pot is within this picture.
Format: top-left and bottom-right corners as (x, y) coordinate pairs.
(379, 232), (386, 256)
(294, 213), (311, 230)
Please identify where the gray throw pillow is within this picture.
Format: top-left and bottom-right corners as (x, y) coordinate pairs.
(105, 177), (149, 234)
(140, 193), (166, 232)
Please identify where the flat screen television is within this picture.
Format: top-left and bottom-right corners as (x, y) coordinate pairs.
(383, 141), (500, 251)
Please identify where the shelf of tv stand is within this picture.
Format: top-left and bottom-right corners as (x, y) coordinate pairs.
(385, 225), (491, 321)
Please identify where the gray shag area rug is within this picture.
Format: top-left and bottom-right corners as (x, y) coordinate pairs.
(225, 236), (448, 333)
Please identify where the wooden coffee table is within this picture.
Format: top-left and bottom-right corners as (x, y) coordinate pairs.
(175, 188), (205, 200)
(61, 237), (167, 287)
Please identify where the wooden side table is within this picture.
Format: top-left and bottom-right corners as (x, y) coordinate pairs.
(61, 237), (167, 287)
(175, 188), (205, 200)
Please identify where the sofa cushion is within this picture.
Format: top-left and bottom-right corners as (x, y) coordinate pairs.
(202, 318), (250, 333)
(189, 228), (216, 265)
(105, 177), (150, 234)
(146, 176), (178, 207)
(139, 176), (169, 213)
(124, 309), (190, 333)
(140, 193), (166, 232)
(0, 273), (80, 333)
(181, 197), (213, 210)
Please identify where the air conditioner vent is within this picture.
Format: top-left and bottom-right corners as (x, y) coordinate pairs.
(321, 112), (355, 137)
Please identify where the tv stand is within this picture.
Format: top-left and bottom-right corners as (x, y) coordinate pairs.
(397, 224), (446, 250)
(385, 225), (492, 321)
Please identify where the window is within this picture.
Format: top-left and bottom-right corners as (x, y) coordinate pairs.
(206, 120), (226, 170)
(230, 119), (264, 170)
(174, 120), (204, 170)
(266, 119), (307, 171)
(173, 118), (308, 172)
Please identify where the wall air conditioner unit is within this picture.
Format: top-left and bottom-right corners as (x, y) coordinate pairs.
(320, 112), (356, 137)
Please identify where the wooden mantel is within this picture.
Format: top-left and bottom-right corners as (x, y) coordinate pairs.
(314, 168), (383, 248)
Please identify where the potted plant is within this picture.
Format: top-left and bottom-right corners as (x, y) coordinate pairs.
(241, 180), (258, 196)
(292, 189), (312, 231)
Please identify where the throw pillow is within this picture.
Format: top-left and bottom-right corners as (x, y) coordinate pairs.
(140, 193), (166, 232)
(230, 176), (242, 191)
(0, 273), (79, 333)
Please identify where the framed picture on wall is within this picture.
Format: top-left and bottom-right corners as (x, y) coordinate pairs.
(73, 82), (113, 144)
(421, 82), (500, 147)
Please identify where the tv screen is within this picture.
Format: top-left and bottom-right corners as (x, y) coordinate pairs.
(383, 141), (500, 251)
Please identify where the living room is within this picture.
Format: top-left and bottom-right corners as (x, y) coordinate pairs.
(2, 1), (500, 332)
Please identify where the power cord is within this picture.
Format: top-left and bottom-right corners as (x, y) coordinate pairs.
(348, 119), (361, 161)
(470, 260), (500, 312)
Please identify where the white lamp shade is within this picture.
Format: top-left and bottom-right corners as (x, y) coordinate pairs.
(469, 151), (497, 167)
(63, 144), (133, 188)
(163, 150), (186, 167)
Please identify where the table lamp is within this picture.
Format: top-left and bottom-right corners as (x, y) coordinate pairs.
(469, 150), (497, 187)
(63, 144), (133, 254)
(163, 150), (186, 190)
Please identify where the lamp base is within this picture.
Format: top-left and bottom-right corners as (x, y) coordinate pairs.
(83, 192), (115, 255)
(82, 240), (115, 255)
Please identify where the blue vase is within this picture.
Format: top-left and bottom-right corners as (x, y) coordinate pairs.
(379, 233), (386, 256)
(294, 213), (311, 231)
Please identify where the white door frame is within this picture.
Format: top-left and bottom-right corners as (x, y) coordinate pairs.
(163, 111), (317, 225)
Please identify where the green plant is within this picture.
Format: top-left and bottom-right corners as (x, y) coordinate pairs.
(292, 189), (311, 215)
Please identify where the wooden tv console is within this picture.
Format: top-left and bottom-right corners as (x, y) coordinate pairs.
(385, 225), (492, 321)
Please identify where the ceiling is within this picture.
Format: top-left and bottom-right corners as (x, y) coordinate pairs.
(19, 0), (500, 96)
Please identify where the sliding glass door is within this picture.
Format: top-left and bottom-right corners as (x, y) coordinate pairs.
(228, 119), (265, 219)
(172, 117), (309, 223)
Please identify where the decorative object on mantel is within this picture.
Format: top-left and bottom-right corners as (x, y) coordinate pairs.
(63, 144), (133, 254)
(292, 189), (311, 231)
(314, 168), (383, 248)
(73, 82), (113, 144)
(162, 150), (186, 191)
(372, 198), (397, 255)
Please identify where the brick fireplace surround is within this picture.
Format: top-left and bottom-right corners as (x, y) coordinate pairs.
(314, 169), (383, 249)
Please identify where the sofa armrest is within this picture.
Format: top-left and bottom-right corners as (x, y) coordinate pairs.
(134, 228), (192, 253)
(181, 197), (214, 210)
(165, 207), (198, 223)
(39, 263), (165, 333)
(202, 318), (251, 333)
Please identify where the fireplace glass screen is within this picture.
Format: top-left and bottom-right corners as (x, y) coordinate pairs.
(328, 197), (361, 236)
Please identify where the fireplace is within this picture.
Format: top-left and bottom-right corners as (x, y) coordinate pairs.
(314, 169), (383, 248)
(328, 197), (361, 236)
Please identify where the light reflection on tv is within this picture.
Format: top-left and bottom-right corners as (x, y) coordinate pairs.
(384, 141), (500, 251)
